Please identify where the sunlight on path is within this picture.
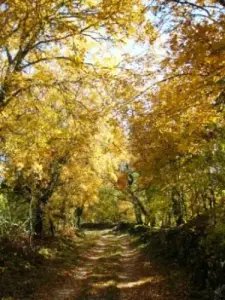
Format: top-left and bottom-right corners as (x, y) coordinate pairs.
(38, 230), (188, 300)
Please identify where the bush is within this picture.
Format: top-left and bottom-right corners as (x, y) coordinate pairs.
(131, 217), (225, 298)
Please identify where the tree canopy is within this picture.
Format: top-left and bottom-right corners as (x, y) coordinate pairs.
(1, 0), (225, 235)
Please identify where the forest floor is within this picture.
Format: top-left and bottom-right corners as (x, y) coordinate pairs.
(1, 229), (195, 300)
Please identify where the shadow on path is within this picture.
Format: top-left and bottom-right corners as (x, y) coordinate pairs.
(33, 230), (189, 300)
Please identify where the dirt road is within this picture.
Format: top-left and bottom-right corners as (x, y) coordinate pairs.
(33, 230), (189, 300)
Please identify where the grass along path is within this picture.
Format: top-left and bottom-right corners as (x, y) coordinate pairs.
(31, 229), (190, 300)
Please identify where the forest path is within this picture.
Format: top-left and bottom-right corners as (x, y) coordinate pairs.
(33, 230), (189, 300)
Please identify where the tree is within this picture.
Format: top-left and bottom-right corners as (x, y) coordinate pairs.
(124, 0), (225, 227)
(0, 0), (150, 109)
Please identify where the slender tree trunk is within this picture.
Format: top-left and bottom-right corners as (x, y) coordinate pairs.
(128, 190), (148, 224)
(34, 201), (44, 237)
(49, 219), (55, 237)
(133, 201), (143, 224)
(75, 206), (84, 228)
(171, 189), (184, 226)
(181, 188), (187, 221)
(29, 197), (34, 245)
(202, 192), (207, 212)
(209, 188), (217, 225)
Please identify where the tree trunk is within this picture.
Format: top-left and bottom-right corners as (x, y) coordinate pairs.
(49, 219), (55, 237)
(128, 190), (148, 224)
(172, 189), (184, 226)
(75, 206), (84, 228)
(34, 201), (44, 237)
(133, 202), (143, 224)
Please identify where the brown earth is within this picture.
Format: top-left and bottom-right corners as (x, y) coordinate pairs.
(30, 230), (190, 300)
